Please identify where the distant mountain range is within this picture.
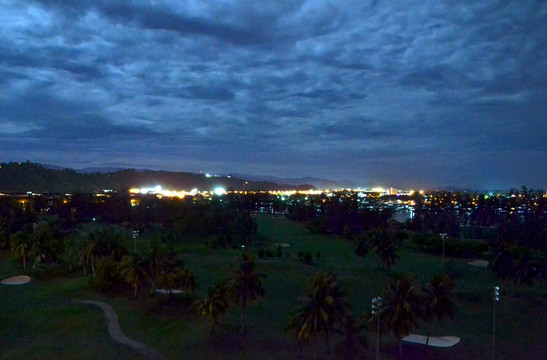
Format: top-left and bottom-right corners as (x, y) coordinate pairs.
(229, 174), (351, 190)
(0, 162), (315, 193)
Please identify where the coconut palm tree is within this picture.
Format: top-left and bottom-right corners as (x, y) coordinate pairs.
(227, 252), (266, 334)
(284, 271), (347, 358)
(146, 240), (171, 294)
(120, 254), (148, 299)
(377, 242), (399, 275)
(334, 314), (368, 360)
(29, 239), (50, 270)
(423, 273), (456, 345)
(156, 252), (186, 296)
(354, 234), (371, 268)
(0, 217), (10, 249)
(179, 266), (198, 293)
(194, 281), (230, 333)
(10, 230), (32, 272)
(382, 274), (422, 359)
(78, 232), (100, 276)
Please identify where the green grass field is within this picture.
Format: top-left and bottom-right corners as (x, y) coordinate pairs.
(1, 215), (546, 359)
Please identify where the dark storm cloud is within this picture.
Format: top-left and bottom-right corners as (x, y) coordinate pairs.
(1, 0), (546, 189)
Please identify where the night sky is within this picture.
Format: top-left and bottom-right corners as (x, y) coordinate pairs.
(1, 1), (546, 190)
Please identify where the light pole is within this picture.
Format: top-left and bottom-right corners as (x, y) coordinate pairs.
(492, 285), (500, 360)
(372, 296), (383, 360)
(251, 212), (255, 248)
(132, 230), (139, 253)
(440, 233), (447, 258)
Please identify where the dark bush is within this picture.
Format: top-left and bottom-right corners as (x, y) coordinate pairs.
(303, 251), (312, 265)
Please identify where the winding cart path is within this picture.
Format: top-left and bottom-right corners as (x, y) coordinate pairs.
(80, 300), (167, 360)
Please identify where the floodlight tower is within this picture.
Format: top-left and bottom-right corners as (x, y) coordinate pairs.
(372, 296), (383, 360)
(492, 285), (500, 360)
(440, 233), (447, 258)
(132, 230), (139, 253)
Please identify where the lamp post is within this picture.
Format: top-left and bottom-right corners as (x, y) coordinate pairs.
(132, 230), (139, 253)
(492, 286), (500, 360)
(440, 233), (447, 258)
(372, 296), (383, 360)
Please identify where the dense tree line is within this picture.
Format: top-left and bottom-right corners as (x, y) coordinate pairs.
(283, 189), (547, 291)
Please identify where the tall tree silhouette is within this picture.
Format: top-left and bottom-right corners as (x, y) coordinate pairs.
(382, 274), (421, 359)
(227, 252), (265, 334)
(423, 273), (456, 345)
(285, 271), (347, 358)
(195, 281), (230, 333)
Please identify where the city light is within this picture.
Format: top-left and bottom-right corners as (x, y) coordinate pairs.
(213, 187), (227, 196)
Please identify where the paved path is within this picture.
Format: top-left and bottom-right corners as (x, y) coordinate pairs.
(80, 300), (167, 360)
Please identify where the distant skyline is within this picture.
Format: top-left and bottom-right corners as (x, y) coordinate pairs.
(1, 1), (546, 190)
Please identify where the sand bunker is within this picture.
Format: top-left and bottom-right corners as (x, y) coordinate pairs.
(273, 242), (291, 247)
(155, 289), (183, 294)
(403, 334), (460, 347)
(1, 275), (31, 285)
(468, 259), (489, 268)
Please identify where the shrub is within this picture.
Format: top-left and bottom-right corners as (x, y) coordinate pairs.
(303, 251), (312, 265)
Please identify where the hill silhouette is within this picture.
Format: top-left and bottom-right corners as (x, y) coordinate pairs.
(0, 161), (314, 193)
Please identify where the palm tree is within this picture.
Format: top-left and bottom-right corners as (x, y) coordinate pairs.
(423, 273), (456, 345)
(284, 271), (347, 358)
(227, 252), (266, 334)
(146, 240), (171, 294)
(78, 232), (100, 276)
(367, 229), (399, 274)
(120, 254), (148, 299)
(377, 242), (399, 275)
(354, 234), (371, 268)
(10, 230), (32, 272)
(179, 266), (198, 293)
(0, 218), (10, 249)
(334, 314), (368, 360)
(156, 253), (186, 296)
(29, 240), (50, 270)
(195, 281), (230, 333)
(382, 274), (422, 359)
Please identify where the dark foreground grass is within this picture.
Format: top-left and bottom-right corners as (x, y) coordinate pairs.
(1, 215), (547, 359)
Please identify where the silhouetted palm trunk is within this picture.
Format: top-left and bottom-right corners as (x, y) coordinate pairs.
(241, 306), (246, 335)
(91, 255), (95, 277)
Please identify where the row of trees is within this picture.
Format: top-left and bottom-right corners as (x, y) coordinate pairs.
(195, 252), (265, 334)
(353, 229), (407, 274)
(69, 229), (198, 299)
(285, 272), (456, 360)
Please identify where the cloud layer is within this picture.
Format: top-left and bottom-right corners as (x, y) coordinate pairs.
(1, 0), (546, 189)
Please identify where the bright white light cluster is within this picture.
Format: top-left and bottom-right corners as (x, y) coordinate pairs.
(129, 185), (225, 198)
(129, 185), (189, 198)
(213, 187), (227, 196)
